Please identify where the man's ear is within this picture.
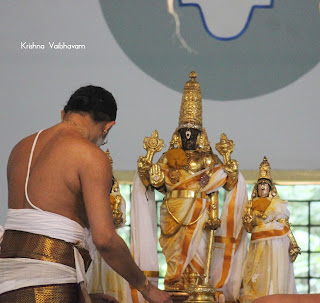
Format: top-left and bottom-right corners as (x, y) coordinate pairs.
(61, 110), (66, 120)
(104, 121), (116, 131)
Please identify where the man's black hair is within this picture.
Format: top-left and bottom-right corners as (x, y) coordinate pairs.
(64, 85), (117, 122)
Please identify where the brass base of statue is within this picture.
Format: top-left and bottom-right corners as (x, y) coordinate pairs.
(183, 284), (216, 303)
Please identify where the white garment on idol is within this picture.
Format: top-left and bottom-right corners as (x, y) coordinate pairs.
(87, 250), (133, 303)
(131, 163), (247, 302)
(241, 197), (297, 303)
(159, 166), (229, 282)
(0, 208), (94, 295)
(209, 173), (248, 302)
(130, 173), (159, 303)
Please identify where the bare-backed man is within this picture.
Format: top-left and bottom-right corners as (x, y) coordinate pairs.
(0, 85), (172, 303)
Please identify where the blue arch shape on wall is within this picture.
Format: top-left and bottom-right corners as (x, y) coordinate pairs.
(178, 0), (274, 41)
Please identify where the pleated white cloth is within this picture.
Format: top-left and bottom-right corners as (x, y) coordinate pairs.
(209, 172), (248, 302)
(130, 173), (159, 303)
(0, 208), (92, 295)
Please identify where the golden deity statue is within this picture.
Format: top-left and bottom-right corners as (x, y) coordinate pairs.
(106, 149), (125, 228)
(241, 157), (300, 303)
(137, 72), (248, 302)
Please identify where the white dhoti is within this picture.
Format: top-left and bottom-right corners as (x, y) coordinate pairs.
(0, 208), (94, 295)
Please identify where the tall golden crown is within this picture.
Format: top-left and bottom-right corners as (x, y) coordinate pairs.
(178, 71), (203, 130)
(258, 156), (272, 183)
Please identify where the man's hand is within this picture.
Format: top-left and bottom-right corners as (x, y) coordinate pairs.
(90, 293), (119, 303)
(214, 292), (225, 303)
(141, 282), (173, 303)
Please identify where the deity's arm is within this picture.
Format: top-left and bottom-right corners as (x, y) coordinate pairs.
(204, 151), (222, 168)
(277, 217), (301, 262)
(110, 178), (125, 228)
(137, 152), (167, 192)
(223, 158), (239, 191)
(137, 130), (165, 190)
(288, 231), (301, 262)
(215, 133), (239, 191)
(105, 150), (125, 228)
(137, 155), (153, 189)
(206, 191), (221, 230)
(242, 200), (255, 233)
(149, 154), (167, 193)
(110, 193), (125, 228)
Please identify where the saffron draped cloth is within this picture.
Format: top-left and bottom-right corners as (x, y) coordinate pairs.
(133, 163), (248, 302)
(241, 196), (297, 303)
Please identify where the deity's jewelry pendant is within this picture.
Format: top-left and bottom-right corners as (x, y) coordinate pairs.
(168, 168), (180, 184)
(200, 173), (210, 188)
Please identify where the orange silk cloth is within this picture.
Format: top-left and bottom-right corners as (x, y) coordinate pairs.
(158, 163), (226, 285)
(250, 196), (290, 243)
(252, 197), (271, 213)
(251, 226), (289, 241)
(213, 186), (240, 290)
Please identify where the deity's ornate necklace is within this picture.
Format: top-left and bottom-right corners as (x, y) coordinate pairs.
(63, 120), (85, 137)
(183, 150), (195, 172)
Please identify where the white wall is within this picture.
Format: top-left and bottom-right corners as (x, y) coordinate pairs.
(0, 0), (319, 225)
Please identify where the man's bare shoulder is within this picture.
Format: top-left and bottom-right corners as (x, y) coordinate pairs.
(75, 140), (113, 197)
(72, 138), (108, 161)
(9, 131), (109, 170)
(68, 138), (111, 174)
(8, 133), (38, 164)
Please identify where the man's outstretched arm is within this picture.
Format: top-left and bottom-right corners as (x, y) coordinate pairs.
(79, 146), (172, 303)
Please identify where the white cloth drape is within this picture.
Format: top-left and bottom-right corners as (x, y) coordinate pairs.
(210, 173), (248, 302)
(241, 197), (296, 303)
(130, 173), (159, 302)
(86, 250), (133, 303)
(0, 209), (90, 295)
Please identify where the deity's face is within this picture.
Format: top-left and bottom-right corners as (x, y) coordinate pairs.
(178, 128), (200, 151)
(257, 181), (270, 198)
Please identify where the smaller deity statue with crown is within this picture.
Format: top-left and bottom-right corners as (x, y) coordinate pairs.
(241, 156), (301, 303)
